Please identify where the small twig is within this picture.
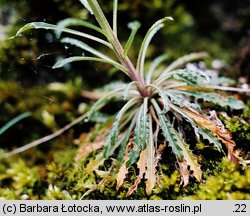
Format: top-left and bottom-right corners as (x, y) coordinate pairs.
(1, 112), (89, 159)
(81, 90), (108, 100)
(205, 85), (250, 93)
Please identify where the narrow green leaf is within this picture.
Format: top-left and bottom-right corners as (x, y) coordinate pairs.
(154, 69), (208, 87)
(196, 127), (223, 151)
(52, 56), (127, 73)
(148, 84), (170, 114)
(123, 81), (138, 100)
(123, 21), (141, 58)
(104, 98), (139, 157)
(172, 90), (245, 110)
(117, 113), (137, 163)
(56, 18), (104, 38)
(137, 17), (173, 77)
(104, 120), (119, 158)
(135, 97), (149, 150)
(169, 103), (195, 125)
(225, 96), (245, 110)
(159, 52), (208, 78)
(170, 104), (223, 152)
(16, 22), (55, 36)
(60, 37), (128, 75)
(79, 0), (93, 14)
(172, 69), (208, 86)
(152, 99), (183, 160)
(0, 112), (32, 136)
(146, 54), (168, 85)
(126, 106), (143, 167)
(127, 98), (149, 167)
(61, 37), (108, 60)
(154, 68), (206, 86)
(165, 92), (201, 111)
(15, 22), (112, 48)
(88, 88), (124, 120)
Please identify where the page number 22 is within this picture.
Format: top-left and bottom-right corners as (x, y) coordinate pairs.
(234, 204), (247, 213)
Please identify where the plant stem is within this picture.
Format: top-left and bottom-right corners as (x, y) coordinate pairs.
(87, 0), (148, 97)
(123, 56), (148, 96)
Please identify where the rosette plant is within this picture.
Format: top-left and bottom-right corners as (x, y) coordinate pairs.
(14, 0), (245, 195)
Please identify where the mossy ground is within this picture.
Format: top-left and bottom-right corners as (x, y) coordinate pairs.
(1, 147), (250, 200)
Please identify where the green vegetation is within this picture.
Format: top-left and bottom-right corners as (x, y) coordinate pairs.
(186, 159), (250, 200)
(0, 0), (249, 199)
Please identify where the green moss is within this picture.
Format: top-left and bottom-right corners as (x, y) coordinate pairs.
(185, 159), (250, 200)
(220, 112), (250, 152)
(0, 145), (249, 200)
(153, 170), (181, 199)
(0, 159), (37, 189)
(0, 158), (39, 199)
(43, 185), (76, 200)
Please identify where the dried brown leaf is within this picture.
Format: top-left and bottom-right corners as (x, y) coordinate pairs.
(75, 141), (104, 161)
(145, 116), (157, 196)
(116, 164), (129, 190)
(75, 126), (111, 161)
(145, 149), (157, 195)
(116, 141), (133, 190)
(127, 149), (147, 196)
(177, 160), (189, 187)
